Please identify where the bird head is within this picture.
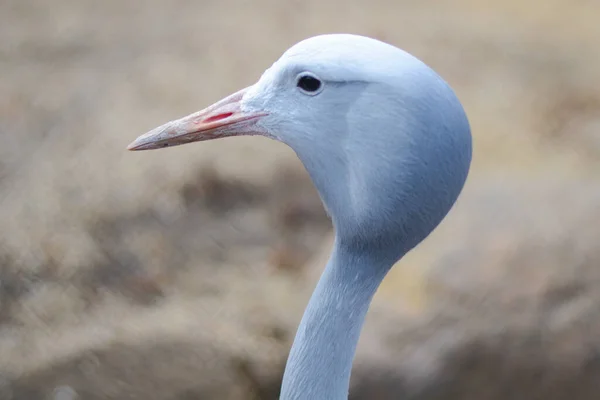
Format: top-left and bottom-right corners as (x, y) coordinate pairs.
(128, 34), (472, 261)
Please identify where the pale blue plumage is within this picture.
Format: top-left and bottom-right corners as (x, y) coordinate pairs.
(242, 34), (472, 399)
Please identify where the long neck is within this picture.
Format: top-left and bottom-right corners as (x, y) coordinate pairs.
(280, 239), (393, 400)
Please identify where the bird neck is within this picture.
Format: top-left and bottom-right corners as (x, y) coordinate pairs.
(280, 238), (394, 400)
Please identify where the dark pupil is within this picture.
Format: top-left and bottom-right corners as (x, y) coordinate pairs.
(297, 76), (321, 92)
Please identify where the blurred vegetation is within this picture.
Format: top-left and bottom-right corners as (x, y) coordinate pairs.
(1, 0), (599, 399)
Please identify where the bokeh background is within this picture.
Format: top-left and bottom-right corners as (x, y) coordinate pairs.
(1, 1), (600, 399)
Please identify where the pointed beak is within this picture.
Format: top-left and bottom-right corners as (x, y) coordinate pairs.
(127, 87), (268, 151)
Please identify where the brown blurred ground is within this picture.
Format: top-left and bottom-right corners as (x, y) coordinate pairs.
(1, 1), (600, 399)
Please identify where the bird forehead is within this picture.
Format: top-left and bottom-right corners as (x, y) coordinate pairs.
(282, 34), (398, 65)
(285, 34), (390, 55)
(275, 34), (420, 82)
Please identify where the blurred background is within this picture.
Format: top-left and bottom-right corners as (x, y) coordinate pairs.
(1, 0), (600, 399)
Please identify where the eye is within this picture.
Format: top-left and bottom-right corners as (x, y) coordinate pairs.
(296, 73), (323, 95)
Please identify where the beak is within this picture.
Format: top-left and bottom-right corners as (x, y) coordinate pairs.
(127, 87), (268, 151)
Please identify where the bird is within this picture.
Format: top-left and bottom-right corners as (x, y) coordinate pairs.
(128, 34), (472, 400)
